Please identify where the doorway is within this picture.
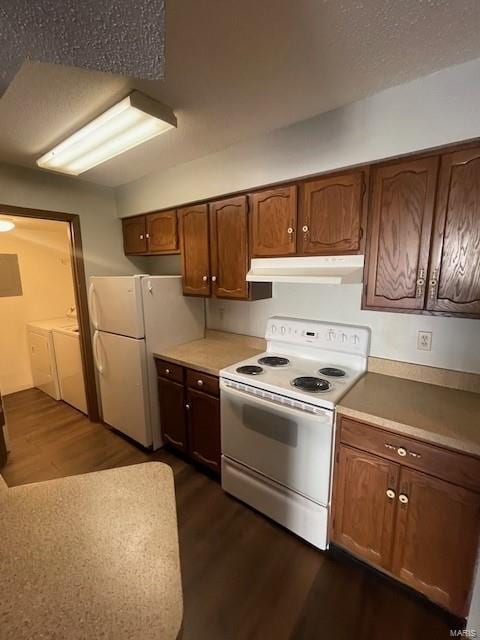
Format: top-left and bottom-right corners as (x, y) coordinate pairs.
(0, 204), (99, 472)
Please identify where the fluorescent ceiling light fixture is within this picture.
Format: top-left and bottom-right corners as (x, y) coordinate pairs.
(0, 218), (15, 232)
(37, 91), (177, 176)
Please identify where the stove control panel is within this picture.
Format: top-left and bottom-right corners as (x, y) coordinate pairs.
(265, 316), (370, 355)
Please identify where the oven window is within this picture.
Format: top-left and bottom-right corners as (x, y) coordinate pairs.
(243, 405), (298, 447)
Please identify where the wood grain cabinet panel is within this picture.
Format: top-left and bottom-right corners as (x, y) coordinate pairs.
(249, 186), (297, 257)
(209, 196), (249, 299)
(187, 388), (221, 473)
(427, 147), (480, 316)
(391, 467), (480, 617)
(364, 157), (439, 311)
(157, 378), (188, 453)
(122, 216), (147, 255)
(332, 445), (400, 570)
(299, 171), (365, 255)
(179, 204), (211, 296)
(146, 210), (179, 254)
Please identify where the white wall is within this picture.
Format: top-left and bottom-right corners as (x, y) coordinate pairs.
(0, 223), (76, 394)
(115, 57), (480, 374)
(116, 57), (480, 215)
(0, 162), (147, 281)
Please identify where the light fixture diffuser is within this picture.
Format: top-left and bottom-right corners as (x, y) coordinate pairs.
(37, 91), (176, 176)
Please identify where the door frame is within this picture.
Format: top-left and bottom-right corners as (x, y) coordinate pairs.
(0, 203), (100, 421)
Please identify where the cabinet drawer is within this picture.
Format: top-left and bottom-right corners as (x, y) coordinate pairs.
(339, 416), (480, 493)
(186, 369), (219, 396)
(155, 359), (184, 383)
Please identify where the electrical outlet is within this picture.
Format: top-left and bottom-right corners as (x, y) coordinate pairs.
(417, 331), (432, 351)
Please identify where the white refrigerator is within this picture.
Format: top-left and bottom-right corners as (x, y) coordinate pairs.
(88, 275), (205, 449)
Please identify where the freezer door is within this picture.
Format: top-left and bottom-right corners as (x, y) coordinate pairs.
(89, 276), (145, 338)
(94, 330), (151, 447)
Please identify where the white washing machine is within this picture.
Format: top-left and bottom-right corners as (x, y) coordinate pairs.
(52, 326), (87, 414)
(26, 318), (74, 400)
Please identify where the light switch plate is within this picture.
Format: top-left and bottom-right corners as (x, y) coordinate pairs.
(417, 331), (432, 351)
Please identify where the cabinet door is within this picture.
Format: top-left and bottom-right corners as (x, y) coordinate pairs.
(0, 392), (7, 469)
(391, 467), (480, 617)
(332, 445), (400, 570)
(187, 388), (220, 473)
(427, 147), (480, 316)
(147, 210), (179, 254)
(250, 186), (297, 257)
(122, 216), (147, 255)
(179, 204), (211, 296)
(299, 171), (365, 255)
(210, 196), (249, 299)
(157, 378), (188, 453)
(364, 157), (439, 311)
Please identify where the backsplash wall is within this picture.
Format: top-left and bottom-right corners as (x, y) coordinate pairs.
(206, 284), (480, 374)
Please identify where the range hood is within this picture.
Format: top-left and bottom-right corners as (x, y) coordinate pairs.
(246, 255), (365, 284)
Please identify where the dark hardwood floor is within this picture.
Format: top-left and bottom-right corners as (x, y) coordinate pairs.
(2, 388), (460, 640)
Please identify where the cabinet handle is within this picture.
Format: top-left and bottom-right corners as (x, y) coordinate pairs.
(212, 275), (217, 282)
(202, 275), (208, 282)
(302, 225), (309, 233)
(164, 433), (183, 447)
(197, 379), (204, 387)
(397, 447), (407, 457)
(429, 268), (438, 300)
(399, 493), (409, 504)
(416, 268), (426, 297)
(386, 489), (396, 499)
(194, 451), (218, 467)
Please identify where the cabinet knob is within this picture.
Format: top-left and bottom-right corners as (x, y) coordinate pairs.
(399, 493), (409, 504)
(212, 275), (217, 282)
(165, 368), (170, 374)
(140, 234), (144, 240)
(386, 489), (396, 499)
(202, 275), (208, 282)
(302, 225), (309, 233)
(397, 447), (407, 457)
(146, 233), (150, 239)
(197, 379), (204, 386)
(287, 227), (294, 235)
(185, 403), (190, 410)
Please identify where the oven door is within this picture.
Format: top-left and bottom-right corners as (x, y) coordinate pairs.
(220, 380), (334, 506)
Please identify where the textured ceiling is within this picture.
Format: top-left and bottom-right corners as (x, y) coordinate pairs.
(0, 0), (165, 95)
(0, 0), (480, 187)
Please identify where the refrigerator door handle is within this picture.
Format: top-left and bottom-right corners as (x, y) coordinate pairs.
(88, 282), (99, 329)
(93, 331), (104, 374)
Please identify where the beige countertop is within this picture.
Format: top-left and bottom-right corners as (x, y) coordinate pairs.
(0, 463), (183, 640)
(337, 372), (480, 457)
(154, 329), (266, 375)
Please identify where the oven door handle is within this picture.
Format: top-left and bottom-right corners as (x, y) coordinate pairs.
(220, 380), (332, 422)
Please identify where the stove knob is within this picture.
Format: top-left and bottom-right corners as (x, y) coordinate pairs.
(341, 333), (348, 343)
(352, 334), (360, 345)
(327, 329), (336, 341)
(280, 326), (286, 335)
(271, 324), (277, 333)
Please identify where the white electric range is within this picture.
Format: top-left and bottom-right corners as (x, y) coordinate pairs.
(220, 316), (370, 550)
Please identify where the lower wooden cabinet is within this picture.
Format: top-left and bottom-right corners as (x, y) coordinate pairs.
(156, 359), (221, 474)
(332, 417), (480, 617)
(187, 388), (221, 473)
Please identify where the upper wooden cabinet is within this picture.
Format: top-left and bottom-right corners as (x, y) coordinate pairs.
(364, 157), (439, 311)
(123, 211), (179, 256)
(299, 171), (366, 255)
(122, 216), (147, 255)
(179, 197), (271, 301)
(179, 204), (211, 297)
(210, 196), (249, 299)
(427, 147), (480, 316)
(146, 210), (179, 254)
(249, 186), (297, 257)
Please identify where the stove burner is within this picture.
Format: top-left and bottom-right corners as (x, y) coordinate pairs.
(319, 367), (346, 378)
(258, 356), (290, 367)
(236, 365), (264, 375)
(291, 376), (331, 393)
